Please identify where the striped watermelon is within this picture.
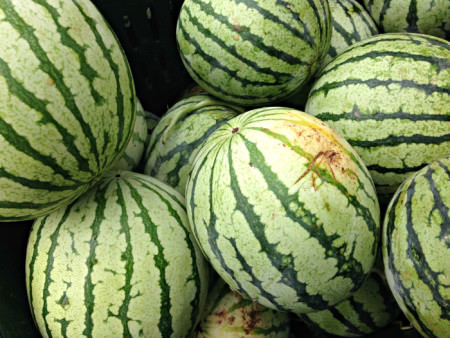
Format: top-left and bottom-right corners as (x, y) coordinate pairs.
(26, 171), (210, 338)
(305, 33), (450, 200)
(196, 278), (291, 337)
(363, 0), (450, 40)
(0, 0), (136, 221)
(186, 107), (380, 315)
(297, 261), (399, 336)
(382, 155), (450, 338)
(176, 0), (332, 106)
(113, 100), (147, 171)
(144, 93), (243, 195)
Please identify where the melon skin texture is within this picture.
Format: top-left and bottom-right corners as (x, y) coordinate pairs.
(305, 33), (450, 200)
(176, 0), (332, 106)
(186, 107), (380, 315)
(144, 93), (243, 195)
(113, 100), (147, 171)
(0, 0), (136, 221)
(382, 155), (450, 338)
(283, 0), (379, 109)
(26, 171), (210, 338)
(298, 262), (400, 336)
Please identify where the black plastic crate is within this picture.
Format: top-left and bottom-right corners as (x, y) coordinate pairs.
(91, 0), (193, 116)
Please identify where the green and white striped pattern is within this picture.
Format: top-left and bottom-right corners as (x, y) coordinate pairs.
(363, 0), (450, 40)
(305, 33), (450, 199)
(282, 0), (378, 109)
(144, 93), (243, 195)
(0, 0), (136, 221)
(298, 267), (399, 336)
(113, 100), (148, 171)
(186, 107), (380, 315)
(26, 171), (209, 338)
(382, 155), (450, 338)
(176, 0), (332, 105)
(196, 278), (291, 337)
(323, 0), (378, 67)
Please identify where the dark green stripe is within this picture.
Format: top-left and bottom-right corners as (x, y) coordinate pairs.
(27, 217), (49, 326)
(150, 108), (234, 188)
(189, 142), (252, 300)
(227, 235), (288, 311)
(0, 60), (89, 181)
(236, 134), (371, 310)
(126, 181), (173, 336)
(73, 1), (131, 160)
(82, 184), (108, 337)
(424, 164), (450, 259)
(135, 175), (204, 330)
(329, 306), (366, 336)
(347, 297), (378, 331)
(367, 163), (426, 175)
(0, 167), (83, 191)
(405, 0), (419, 33)
(378, 0), (392, 30)
(0, 2), (99, 173)
(42, 206), (74, 338)
(348, 133), (450, 148)
(316, 105), (450, 122)
(319, 49), (449, 79)
(310, 78), (449, 98)
(0, 199), (66, 212)
(114, 181), (134, 337)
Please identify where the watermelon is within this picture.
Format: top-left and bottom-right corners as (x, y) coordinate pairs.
(382, 155), (450, 338)
(113, 100), (147, 171)
(144, 93), (243, 195)
(26, 171), (210, 337)
(176, 0), (332, 106)
(305, 33), (450, 200)
(185, 107), (380, 315)
(0, 0), (136, 221)
(297, 260), (399, 336)
(363, 0), (450, 40)
(196, 278), (291, 337)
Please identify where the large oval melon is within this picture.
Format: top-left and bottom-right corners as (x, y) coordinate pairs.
(186, 107), (380, 315)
